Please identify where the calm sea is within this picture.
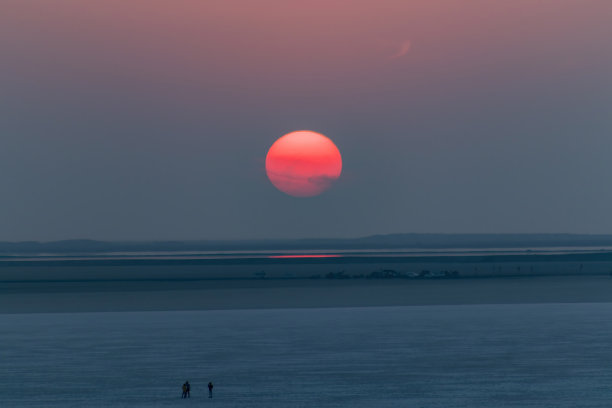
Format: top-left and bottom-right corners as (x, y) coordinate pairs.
(2, 303), (612, 407)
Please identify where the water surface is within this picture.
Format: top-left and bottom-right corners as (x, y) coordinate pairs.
(2, 303), (612, 407)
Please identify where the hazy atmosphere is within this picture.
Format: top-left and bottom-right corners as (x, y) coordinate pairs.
(2, 0), (611, 241)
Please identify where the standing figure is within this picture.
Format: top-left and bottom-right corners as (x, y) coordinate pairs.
(208, 381), (214, 398)
(185, 381), (190, 398)
(181, 382), (187, 399)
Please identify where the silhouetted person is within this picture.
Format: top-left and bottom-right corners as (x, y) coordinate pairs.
(208, 382), (213, 398)
(185, 381), (190, 398)
(181, 382), (187, 399)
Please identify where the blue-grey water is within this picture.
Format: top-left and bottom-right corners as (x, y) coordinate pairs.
(2, 303), (612, 407)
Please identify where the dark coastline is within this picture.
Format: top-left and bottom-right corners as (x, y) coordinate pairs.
(3, 233), (612, 254)
(2, 251), (612, 283)
(3, 251), (612, 266)
(3, 242), (612, 314)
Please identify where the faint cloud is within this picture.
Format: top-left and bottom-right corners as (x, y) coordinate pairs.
(390, 40), (411, 59)
(308, 175), (338, 189)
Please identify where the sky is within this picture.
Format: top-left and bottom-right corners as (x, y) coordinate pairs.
(1, 0), (611, 241)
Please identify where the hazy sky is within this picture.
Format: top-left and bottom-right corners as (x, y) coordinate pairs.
(1, 0), (611, 241)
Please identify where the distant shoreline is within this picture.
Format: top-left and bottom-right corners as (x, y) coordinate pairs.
(2, 251), (612, 283)
(3, 245), (612, 314)
(4, 233), (612, 254)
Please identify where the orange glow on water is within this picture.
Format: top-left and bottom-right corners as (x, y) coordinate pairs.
(268, 254), (342, 259)
(265, 131), (342, 197)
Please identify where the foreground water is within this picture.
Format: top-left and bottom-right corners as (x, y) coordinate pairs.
(2, 304), (612, 407)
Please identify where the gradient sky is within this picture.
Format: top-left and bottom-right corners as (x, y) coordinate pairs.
(1, 0), (611, 241)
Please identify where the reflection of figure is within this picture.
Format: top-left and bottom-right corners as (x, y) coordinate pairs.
(208, 382), (214, 398)
(185, 381), (190, 398)
(181, 382), (187, 399)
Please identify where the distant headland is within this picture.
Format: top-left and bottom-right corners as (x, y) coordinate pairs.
(2, 233), (612, 254)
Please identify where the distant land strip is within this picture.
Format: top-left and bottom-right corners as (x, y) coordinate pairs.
(1, 252), (612, 283)
(3, 233), (612, 253)
(2, 252), (612, 267)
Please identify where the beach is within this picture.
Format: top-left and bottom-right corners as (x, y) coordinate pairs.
(3, 304), (612, 407)
(4, 256), (612, 407)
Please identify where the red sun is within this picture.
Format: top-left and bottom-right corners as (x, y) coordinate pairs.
(266, 130), (342, 197)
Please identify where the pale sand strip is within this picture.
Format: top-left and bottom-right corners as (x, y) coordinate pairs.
(2, 275), (612, 313)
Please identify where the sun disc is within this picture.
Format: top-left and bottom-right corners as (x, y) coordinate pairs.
(265, 131), (342, 197)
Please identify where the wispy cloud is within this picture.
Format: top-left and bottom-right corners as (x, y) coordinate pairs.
(390, 40), (411, 59)
(308, 175), (338, 189)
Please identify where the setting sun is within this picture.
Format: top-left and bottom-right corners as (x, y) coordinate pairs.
(265, 130), (342, 197)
